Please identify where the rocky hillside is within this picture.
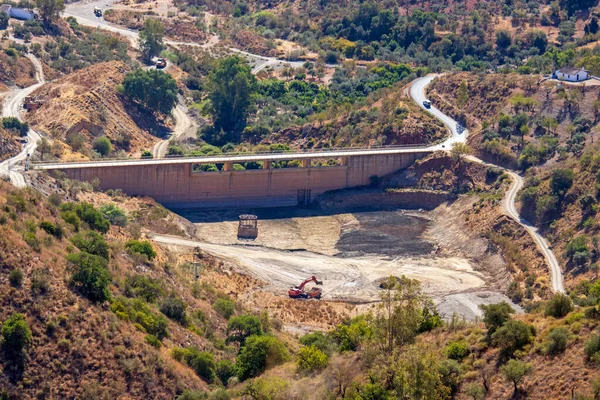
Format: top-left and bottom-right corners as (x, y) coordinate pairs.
(25, 61), (160, 158)
(0, 52), (37, 91)
(0, 127), (20, 162)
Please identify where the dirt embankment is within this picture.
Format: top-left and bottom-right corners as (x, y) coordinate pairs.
(26, 61), (159, 157)
(0, 127), (21, 162)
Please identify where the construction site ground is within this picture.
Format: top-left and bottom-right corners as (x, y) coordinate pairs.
(161, 204), (520, 324)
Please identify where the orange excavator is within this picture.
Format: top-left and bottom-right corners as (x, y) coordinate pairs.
(288, 276), (323, 299)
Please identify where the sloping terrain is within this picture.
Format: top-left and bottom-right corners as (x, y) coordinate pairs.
(0, 52), (37, 90)
(25, 61), (158, 157)
(0, 127), (20, 162)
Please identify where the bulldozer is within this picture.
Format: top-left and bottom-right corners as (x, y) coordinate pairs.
(288, 276), (323, 299)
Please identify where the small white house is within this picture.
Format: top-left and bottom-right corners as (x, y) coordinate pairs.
(554, 67), (589, 82)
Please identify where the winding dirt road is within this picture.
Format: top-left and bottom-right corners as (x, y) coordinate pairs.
(0, 54), (45, 187)
(410, 76), (565, 293)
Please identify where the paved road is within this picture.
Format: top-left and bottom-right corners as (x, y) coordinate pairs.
(0, 54), (45, 187)
(409, 75), (565, 293)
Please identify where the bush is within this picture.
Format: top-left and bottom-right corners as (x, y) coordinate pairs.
(216, 359), (235, 386)
(67, 252), (111, 302)
(124, 274), (164, 303)
(70, 231), (110, 260)
(226, 315), (262, 345)
(172, 347), (216, 382)
(445, 340), (470, 361)
(160, 295), (187, 324)
(296, 345), (328, 373)
(1, 313), (32, 354)
(99, 204), (128, 227)
(544, 293), (573, 318)
(110, 297), (169, 339)
(31, 269), (50, 295)
(213, 298), (235, 319)
(299, 331), (334, 355)
(60, 211), (81, 231)
(61, 202), (110, 233)
(585, 334), (600, 361)
(235, 335), (290, 381)
(544, 327), (569, 356)
(550, 168), (574, 195)
(491, 320), (535, 356)
(9, 269), (23, 288)
(145, 334), (161, 348)
(93, 136), (112, 157)
(40, 221), (59, 237)
(125, 240), (157, 260)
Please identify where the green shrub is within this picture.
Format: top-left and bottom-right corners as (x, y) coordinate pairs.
(40, 221), (59, 237)
(235, 335), (289, 381)
(124, 274), (164, 303)
(67, 252), (111, 302)
(226, 315), (262, 345)
(479, 302), (515, 337)
(171, 347), (216, 382)
(445, 340), (470, 361)
(550, 168), (574, 195)
(125, 240), (157, 260)
(160, 295), (187, 324)
(70, 231), (109, 260)
(60, 211), (80, 231)
(8, 269), (23, 288)
(216, 359), (235, 386)
(491, 320), (535, 356)
(296, 345), (328, 373)
(93, 136), (112, 157)
(110, 297), (168, 339)
(329, 315), (373, 351)
(23, 231), (40, 251)
(544, 293), (573, 318)
(31, 269), (50, 295)
(585, 334), (600, 361)
(61, 202), (110, 233)
(213, 298), (235, 319)
(544, 327), (569, 356)
(299, 331), (335, 355)
(145, 334), (161, 348)
(99, 204), (128, 227)
(1, 313), (32, 354)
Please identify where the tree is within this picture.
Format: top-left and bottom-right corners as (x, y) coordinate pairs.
(36, 0), (65, 27)
(550, 168), (573, 195)
(93, 136), (112, 157)
(122, 69), (177, 115)
(450, 142), (472, 171)
(70, 231), (109, 260)
(235, 335), (289, 381)
(0, 11), (8, 30)
(491, 320), (535, 356)
(38, 138), (52, 159)
(206, 56), (257, 139)
(479, 302), (514, 338)
(226, 315), (263, 345)
(68, 252), (111, 302)
(457, 80), (469, 109)
(1, 313), (32, 355)
(501, 359), (532, 394)
(376, 276), (429, 352)
(99, 204), (128, 227)
(125, 240), (157, 260)
(544, 293), (573, 318)
(139, 18), (164, 61)
(496, 30), (512, 49)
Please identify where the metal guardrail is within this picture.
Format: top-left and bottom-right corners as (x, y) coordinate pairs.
(30, 144), (432, 167)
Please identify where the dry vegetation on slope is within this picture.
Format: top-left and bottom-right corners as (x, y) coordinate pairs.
(25, 61), (164, 158)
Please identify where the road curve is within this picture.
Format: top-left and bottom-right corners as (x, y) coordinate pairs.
(0, 54), (45, 187)
(152, 102), (198, 158)
(410, 75), (565, 293)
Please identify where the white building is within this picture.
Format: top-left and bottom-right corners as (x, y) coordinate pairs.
(554, 67), (589, 82)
